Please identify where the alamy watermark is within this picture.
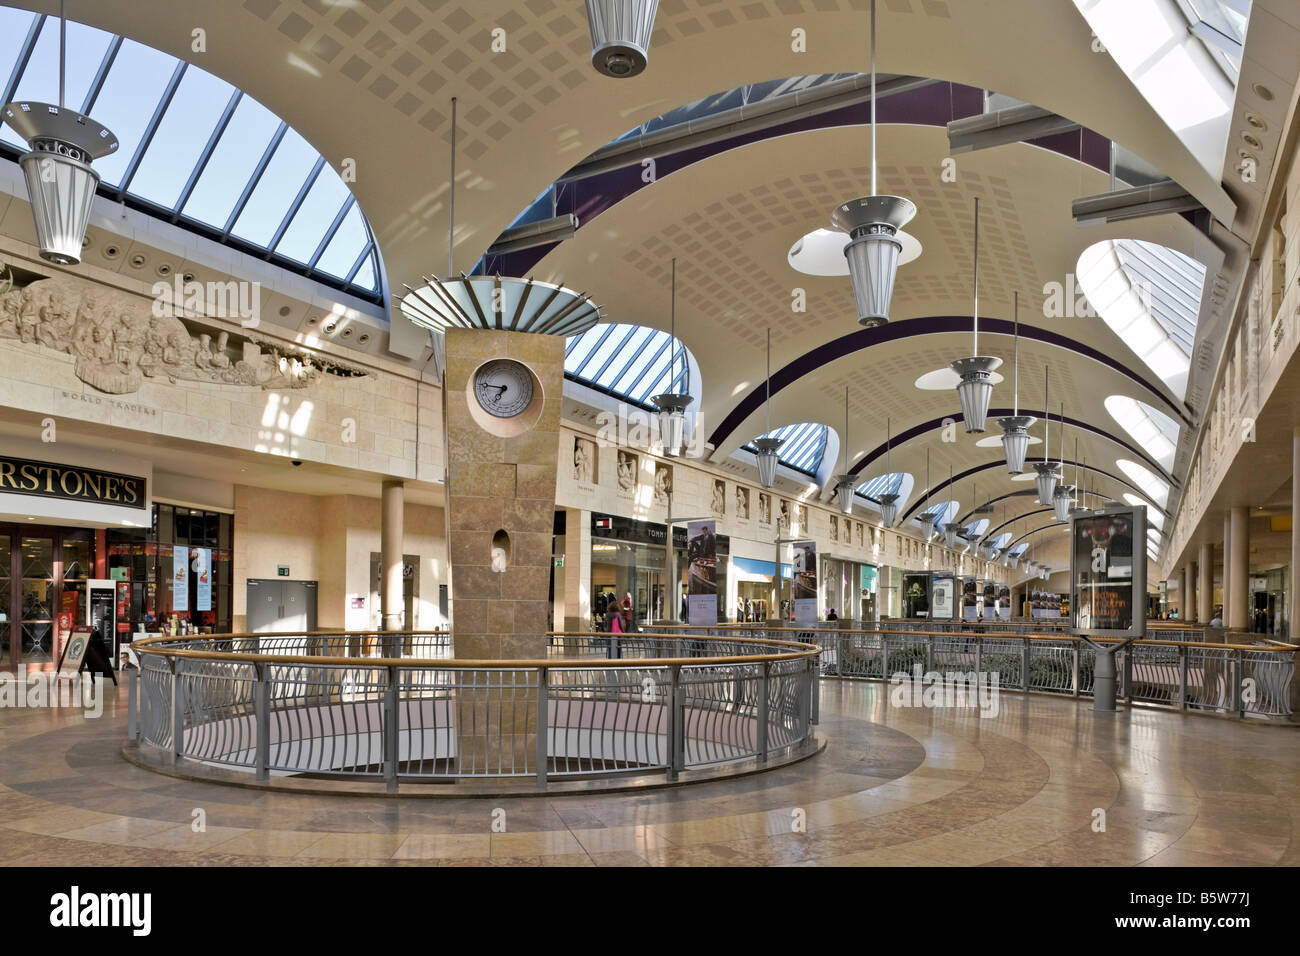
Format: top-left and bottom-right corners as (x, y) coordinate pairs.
(889, 664), (1000, 718)
(0, 672), (103, 718)
(151, 276), (261, 329)
(594, 401), (706, 458)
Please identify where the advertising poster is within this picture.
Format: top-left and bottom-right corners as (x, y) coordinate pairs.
(1072, 509), (1140, 634)
(172, 545), (189, 613)
(931, 574), (955, 620)
(982, 580), (996, 620)
(195, 548), (212, 612)
(791, 539), (818, 625)
(686, 520), (718, 626)
(962, 577), (977, 621)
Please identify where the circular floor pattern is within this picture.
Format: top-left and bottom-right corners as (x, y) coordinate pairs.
(0, 682), (1294, 866)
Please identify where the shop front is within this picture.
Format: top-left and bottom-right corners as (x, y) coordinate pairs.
(822, 555), (879, 622)
(590, 514), (728, 626)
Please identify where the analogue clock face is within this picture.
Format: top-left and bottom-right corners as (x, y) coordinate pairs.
(473, 359), (535, 418)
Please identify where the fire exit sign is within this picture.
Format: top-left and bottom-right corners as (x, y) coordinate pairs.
(277, 565), (290, 577)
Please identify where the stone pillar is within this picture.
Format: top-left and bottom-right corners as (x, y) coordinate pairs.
(1292, 428), (1300, 637)
(563, 507), (591, 632)
(1222, 513), (1232, 626)
(1229, 506), (1250, 631)
(381, 479), (405, 633)
(1198, 541), (1213, 624)
(1183, 562), (1196, 622)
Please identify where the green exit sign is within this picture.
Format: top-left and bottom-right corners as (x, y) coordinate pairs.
(277, 565), (290, 577)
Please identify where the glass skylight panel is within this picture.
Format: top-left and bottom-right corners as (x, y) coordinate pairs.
(80, 39), (178, 188)
(126, 67), (234, 208)
(229, 126), (318, 247)
(743, 422), (828, 476)
(857, 471), (907, 501)
(314, 203), (370, 279)
(991, 533), (1012, 550)
(927, 501), (959, 529)
(351, 255), (377, 292)
(1124, 493), (1164, 528)
(1117, 458), (1170, 507)
(565, 324), (694, 410)
(964, 518), (990, 538)
(180, 94), (280, 226)
(1, 16), (112, 152)
(274, 166), (352, 265)
(1105, 395), (1179, 470)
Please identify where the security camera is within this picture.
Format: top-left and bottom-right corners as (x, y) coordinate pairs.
(291, 460), (303, 467)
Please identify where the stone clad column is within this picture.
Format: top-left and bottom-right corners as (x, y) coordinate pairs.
(1183, 562), (1196, 622)
(1198, 541), (1213, 624)
(1229, 506), (1249, 631)
(563, 507), (591, 632)
(381, 479), (405, 637)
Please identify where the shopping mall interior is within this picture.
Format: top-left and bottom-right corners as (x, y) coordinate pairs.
(0, 0), (1296, 883)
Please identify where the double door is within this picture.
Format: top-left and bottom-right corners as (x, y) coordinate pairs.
(0, 526), (92, 671)
(246, 579), (317, 634)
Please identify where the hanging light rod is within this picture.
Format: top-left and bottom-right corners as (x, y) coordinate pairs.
(653, 256), (693, 457)
(754, 328), (783, 489)
(996, 290), (1036, 474)
(830, 0), (916, 328)
(951, 196), (1002, 433)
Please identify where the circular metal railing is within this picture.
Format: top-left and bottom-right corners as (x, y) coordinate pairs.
(126, 629), (821, 790)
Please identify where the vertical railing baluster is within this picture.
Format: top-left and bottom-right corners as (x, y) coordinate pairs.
(1234, 648), (1245, 717)
(536, 667), (548, 786)
(383, 665), (398, 792)
(127, 663), (138, 741)
(1178, 645), (1188, 711)
(171, 658), (184, 762)
(757, 661), (770, 762)
(1071, 641), (1080, 698)
(255, 662), (269, 781)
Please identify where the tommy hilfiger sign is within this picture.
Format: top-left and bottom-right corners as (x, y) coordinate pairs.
(0, 455), (147, 509)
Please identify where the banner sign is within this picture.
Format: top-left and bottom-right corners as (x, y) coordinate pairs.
(686, 520), (718, 626)
(172, 545), (189, 612)
(195, 548), (212, 612)
(930, 574), (955, 620)
(0, 454), (146, 509)
(1071, 504), (1145, 638)
(792, 540), (818, 625)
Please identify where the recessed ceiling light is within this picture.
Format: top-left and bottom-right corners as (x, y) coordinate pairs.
(1252, 83), (1274, 101)
(1245, 113), (1267, 131)
(788, 227), (922, 277)
(1242, 132), (1263, 149)
(279, 306), (292, 317)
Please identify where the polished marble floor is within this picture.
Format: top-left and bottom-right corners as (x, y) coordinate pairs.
(0, 680), (1295, 866)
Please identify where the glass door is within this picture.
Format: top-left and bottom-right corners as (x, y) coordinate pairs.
(20, 535), (55, 668)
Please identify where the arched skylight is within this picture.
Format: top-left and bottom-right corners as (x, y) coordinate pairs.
(1076, 239), (1205, 399)
(1117, 458), (1170, 507)
(564, 322), (697, 410)
(1105, 395), (1179, 469)
(743, 422), (830, 478)
(1124, 493), (1164, 529)
(0, 9), (381, 298)
(991, 532), (1012, 551)
(921, 500), (960, 531)
(857, 471), (912, 503)
(964, 518), (990, 539)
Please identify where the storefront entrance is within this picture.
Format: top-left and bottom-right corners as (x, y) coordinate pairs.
(0, 524), (92, 671)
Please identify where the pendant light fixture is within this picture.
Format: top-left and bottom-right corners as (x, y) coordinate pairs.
(1068, 440), (1089, 519)
(996, 291), (1036, 473)
(831, 0), (916, 327)
(653, 257), (693, 457)
(951, 197), (1003, 433)
(877, 417), (899, 527)
(1033, 367), (1061, 505)
(942, 464), (961, 548)
(753, 328), (783, 488)
(834, 387), (856, 514)
(584, 0), (660, 77)
(402, 98), (604, 353)
(2, 1), (118, 264)
(1052, 403), (1074, 522)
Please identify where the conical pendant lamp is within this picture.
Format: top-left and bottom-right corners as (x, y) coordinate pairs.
(753, 328), (783, 488)
(996, 291), (1036, 473)
(833, 388), (856, 514)
(1033, 367), (1061, 505)
(3, 1), (118, 264)
(1052, 403), (1074, 522)
(653, 258), (694, 457)
(831, 0), (915, 327)
(951, 197), (1003, 432)
(585, 0), (660, 78)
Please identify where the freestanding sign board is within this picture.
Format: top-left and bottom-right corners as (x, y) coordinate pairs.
(929, 573), (955, 620)
(1069, 502), (1146, 711)
(1069, 503), (1146, 640)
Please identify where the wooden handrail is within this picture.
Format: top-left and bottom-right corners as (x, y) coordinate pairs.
(131, 630), (821, 669)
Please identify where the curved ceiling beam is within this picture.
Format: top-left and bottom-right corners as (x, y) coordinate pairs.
(708, 316), (1189, 453)
(956, 488), (1171, 528)
(483, 79), (1113, 276)
(900, 458), (1147, 523)
(846, 407), (1176, 488)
